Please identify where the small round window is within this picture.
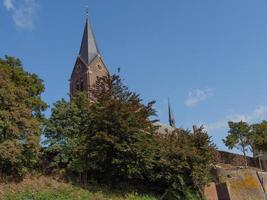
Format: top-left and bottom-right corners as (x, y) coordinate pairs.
(97, 65), (102, 70)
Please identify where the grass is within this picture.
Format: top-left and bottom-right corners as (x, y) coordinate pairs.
(0, 175), (156, 200)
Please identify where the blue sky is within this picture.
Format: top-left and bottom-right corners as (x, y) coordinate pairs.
(1, 0), (267, 153)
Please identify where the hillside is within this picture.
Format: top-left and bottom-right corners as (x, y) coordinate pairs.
(0, 175), (156, 200)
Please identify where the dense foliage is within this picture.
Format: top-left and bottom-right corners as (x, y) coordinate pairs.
(251, 121), (267, 152)
(152, 127), (215, 199)
(224, 120), (267, 167)
(0, 56), (47, 178)
(44, 75), (215, 199)
(44, 75), (157, 184)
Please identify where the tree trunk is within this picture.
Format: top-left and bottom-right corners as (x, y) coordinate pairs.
(243, 150), (248, 168)
(83, 171), (88, 186)
(79, 172), (82, 185)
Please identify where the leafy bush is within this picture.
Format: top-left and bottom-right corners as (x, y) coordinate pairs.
(0, 56), (47, 178)
(151, 127), (215, 199)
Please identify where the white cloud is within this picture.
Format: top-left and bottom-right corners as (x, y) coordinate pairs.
(205, 106), (267, 132)
(3, 0), (14, 10)
(3, 0), (38, 29)
(185, 88), (213, 107)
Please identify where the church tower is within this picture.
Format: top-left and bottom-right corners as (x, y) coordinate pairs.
(70, 14), (109, 99)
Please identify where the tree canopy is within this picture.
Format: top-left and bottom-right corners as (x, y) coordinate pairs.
(251, 121), (267, 153)
(44, 74), (215, 199)
(223, 120), (267, 167)
(44, 75), (157, 183)
(223, 121), (251, 167)
(0, 56), (47, 177)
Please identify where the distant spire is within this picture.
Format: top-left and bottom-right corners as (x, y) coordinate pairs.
(79, 10), (100, 65)
(168, 98), (176, 128)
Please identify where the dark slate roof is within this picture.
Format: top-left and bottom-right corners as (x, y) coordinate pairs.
(153, 122), (175, 134)
(168, 98), (176, 128)
(79, 16), (100, 65)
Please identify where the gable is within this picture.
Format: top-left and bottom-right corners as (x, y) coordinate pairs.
(70, 56), (87, 80)
(87, 55), (109, 75)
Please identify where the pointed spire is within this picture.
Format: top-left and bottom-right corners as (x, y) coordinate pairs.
(168, 98), (176, 128)
(79, 11), (100, 65)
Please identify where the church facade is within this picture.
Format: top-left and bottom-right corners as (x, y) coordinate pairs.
(69, 15), (109, 99)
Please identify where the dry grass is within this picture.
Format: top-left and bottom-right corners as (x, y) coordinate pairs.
(0, 175), (68, 199)
(0, 175), (156, 200)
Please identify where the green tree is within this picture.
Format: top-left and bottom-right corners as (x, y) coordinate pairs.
(251, 121), (267, 153)
(0, 56), (47, 177)
(44, 75), (157, 185)
(155, 126), (215, 199)
(43, 95), (92, 183)
(223, 121), (251, 167)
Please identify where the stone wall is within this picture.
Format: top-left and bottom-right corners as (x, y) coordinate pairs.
(203, 151), (267, 200)
(257, 171), (267, 193)
(216, 182), (230, 200)
(216, 150), (267, 171)
(204, 182), (219, 200)
(216, 168), (266, 200)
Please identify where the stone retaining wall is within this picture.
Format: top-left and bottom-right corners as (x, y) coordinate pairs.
(216, 151), (267, 171)
(216, 168), (266, 200)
